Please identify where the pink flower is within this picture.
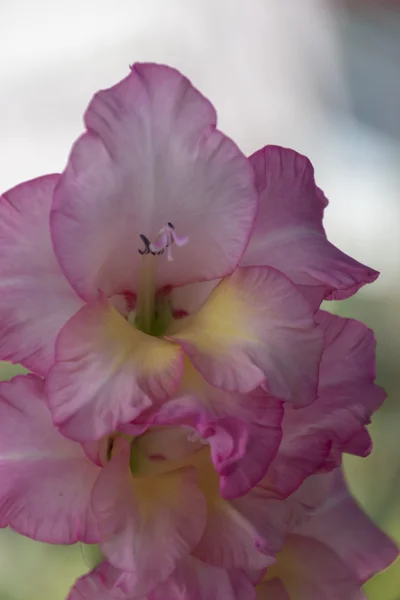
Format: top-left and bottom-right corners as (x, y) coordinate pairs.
(0, 62), (391, 599)
(0, 64), (375, 455)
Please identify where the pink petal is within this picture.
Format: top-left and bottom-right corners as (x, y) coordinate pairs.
(317, 311), (377, 388)
(260, 434), (333, 500)
(242, 146), (378, 304)
(168, 266), (323, 405)
(68, 558), (256, 600)
(194, 484), (291, 571)
(262, 311), (385, 498)
(51, 63), (257, 300)
(67, 561), (139, 599)
(0, 374), (100, 543)
(91, 448), (207, 596)
(206, 415), (282, 499)
(46, 295), (184, 441)
(67, 563), (121, 599)
(296, 469), (398, 584)
(257, 579), (290, 600)
(153, 557), (257, 600)
(0, 176), (83, 375)
(153, 380), (283, 498)
(263, 534), (366, 600)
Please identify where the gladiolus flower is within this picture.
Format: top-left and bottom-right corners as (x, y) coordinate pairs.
(0, 62), (393, 600)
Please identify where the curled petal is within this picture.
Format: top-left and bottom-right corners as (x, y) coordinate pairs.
(168, 266), (323, 405)
(46, 295), (183, 441)
(67, 562), (123, 599)
(51, 63), (257, 299)
(242, 146), (378, 305)
(0, 375), (100, 544)
(153, 383), (283, 498)
(268, 311), (386, 496)
(0, 176), (82, 374)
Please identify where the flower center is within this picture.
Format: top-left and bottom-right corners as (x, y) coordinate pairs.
(134, 222), (188, 335)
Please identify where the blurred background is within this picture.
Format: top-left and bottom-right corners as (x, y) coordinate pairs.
(0, 0), (399, 597)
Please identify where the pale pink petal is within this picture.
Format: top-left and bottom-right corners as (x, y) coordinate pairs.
(68, 558), (256, 600)
(257, 579), (290, 600)
(46, 295), (183, 441)
(92, 448), (207, 596)
(0, 374), (100, 543)
(296, 469), (398, 584)
(264, 534), (366, 600)
(206, 415), (282, 499)
(67, 562), (145, 599)
(260, 434), (332, 500)
(194, 483), (291, 571)
(168, 266), (323, 405)
(51, 63), (257, 300)
(317, 311), (377, 388)
(152, 382), (283, 498)
(242, 146), (378, 304)
(67, 562), (126, 600)
(153, 557), (257, 600)
(268, 311), (385, 495)
(0, 176), (83, 375)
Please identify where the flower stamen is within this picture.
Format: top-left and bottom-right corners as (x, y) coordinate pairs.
(135, 222), (188, 333)
(135, 222), (189, 262)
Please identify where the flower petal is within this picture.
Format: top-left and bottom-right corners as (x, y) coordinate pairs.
(317, 311), (377, 388)
(151, 365), (283, 498)
(67, 562), (123, 600)
(263, 534), (366, 600)
(260, 434), (332, 500)
(242, 146), (378, 303)
(206, 415), (283, 499)
(67, 561), (143, 599)
(266, 311), (385, 496)
(194, 476), (291, 571)
(51, 63), (257, 299)
(168, 266), (323, 405)
(0, 374), (100, 543)
(92, 448), (207, 596)
(46, 295), (183, 441)
(68, 558), (256, 600)
(0, 176), (83, 374)
(296, 469), (398, 584)
(153, 557), (257, 600)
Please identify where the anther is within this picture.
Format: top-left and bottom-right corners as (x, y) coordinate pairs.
(138, 222), (188, 261)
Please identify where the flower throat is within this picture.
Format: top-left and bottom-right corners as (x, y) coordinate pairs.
(134, 222), (188, 336)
